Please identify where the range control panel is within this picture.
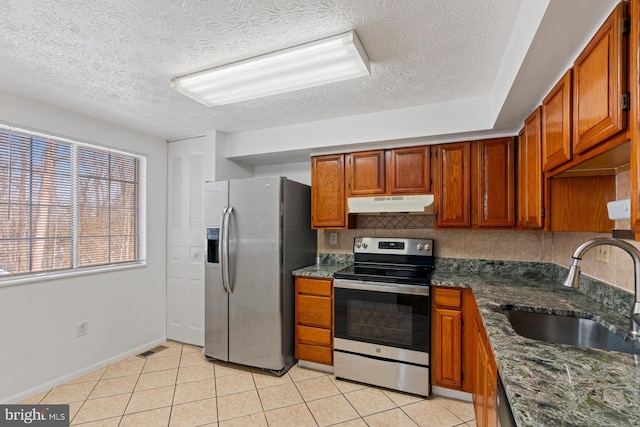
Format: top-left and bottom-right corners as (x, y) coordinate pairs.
(353, 237), (434, 256)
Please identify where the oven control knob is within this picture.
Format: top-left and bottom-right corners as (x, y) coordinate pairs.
(362, 242), (368, 249)
(417, 243), (424, 251)
(355, 241), (361, 249)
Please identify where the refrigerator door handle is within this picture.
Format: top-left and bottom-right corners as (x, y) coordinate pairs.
(220, 206), (229, 294)
(222, 205), (234, 294)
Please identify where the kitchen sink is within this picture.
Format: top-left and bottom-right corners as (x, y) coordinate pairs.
(502, 309), (640, 354)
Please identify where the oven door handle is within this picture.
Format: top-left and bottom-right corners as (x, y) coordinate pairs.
(333, 279), (430, 296)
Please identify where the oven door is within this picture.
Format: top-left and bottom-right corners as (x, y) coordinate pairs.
(334, 279), (430, 358)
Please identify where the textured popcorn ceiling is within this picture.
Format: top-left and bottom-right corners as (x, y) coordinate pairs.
(0, 0), (618, 148)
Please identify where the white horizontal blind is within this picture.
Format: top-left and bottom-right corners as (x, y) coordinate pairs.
(0, 125), (145, 278)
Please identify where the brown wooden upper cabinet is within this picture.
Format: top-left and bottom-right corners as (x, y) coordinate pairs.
(436, 142), (471, 227)
(542, 70), (572, 171)
(348, 146), (431, 196)
(517, 108), (544, 229)
(386, 146), (431, 194)
(475, 138), (515, 227)
(311, 154), (347, 229)
(347, 150), (386, 196)
(572, 2), (627, 155)
(436, 138), (514, 228)
(312, 146), (432, 229)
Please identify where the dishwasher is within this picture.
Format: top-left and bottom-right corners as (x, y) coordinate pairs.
(497, 374), (517, 427)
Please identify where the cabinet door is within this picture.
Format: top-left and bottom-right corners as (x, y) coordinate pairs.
(542, 70), (572, 171)
(436, 142), (471, 227)
(476, 138), (514, 227)
(311, 154), (346, 228)
(517, 108), (544, 228)
(573, 3), (627, 154)
(348, 150), (385, 195)
(296, 294), (332, 328)
(432, 307), (462, 389)
(474, 327), (488, 426)
(386, 146), (431, 194)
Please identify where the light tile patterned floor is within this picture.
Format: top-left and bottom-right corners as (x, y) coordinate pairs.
(19, 341), (476, 426)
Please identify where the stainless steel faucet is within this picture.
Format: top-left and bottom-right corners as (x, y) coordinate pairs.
(563, 237), (640, 337)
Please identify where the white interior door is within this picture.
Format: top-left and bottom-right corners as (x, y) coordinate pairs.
(167, 137), (206, 346)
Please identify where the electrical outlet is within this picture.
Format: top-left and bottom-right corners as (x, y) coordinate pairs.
(329, 232), (338, 245)
(597, 246), (609, 263)
(77, 320), (89, 337)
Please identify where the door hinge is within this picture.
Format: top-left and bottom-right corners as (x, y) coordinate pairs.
(622, 16), (630, 35)
(541, 207), (546, 218)
(622, 92), (631, 111)
(430, 178), (433, 186)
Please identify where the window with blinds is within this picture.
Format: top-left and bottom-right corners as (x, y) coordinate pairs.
(0, 125), (145, 278)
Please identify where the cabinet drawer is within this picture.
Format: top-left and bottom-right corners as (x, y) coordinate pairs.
(297, 325), (332, 346)
(296, 343), (333, 366)
(434, 287), (462, 308)
(296, 294), (332, 328)
(296, 277), (333, 296)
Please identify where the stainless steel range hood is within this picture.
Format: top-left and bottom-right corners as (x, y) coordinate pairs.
(348, 195), (434, 214)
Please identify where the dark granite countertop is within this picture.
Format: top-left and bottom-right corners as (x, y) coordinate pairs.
(432, 271), (640, 427)
(292, 262), (351, 279)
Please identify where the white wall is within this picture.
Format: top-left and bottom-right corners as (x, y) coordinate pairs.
(254, 161), (311, 186)
(0, 91), (167, 403)
(224, 96), (495, 160)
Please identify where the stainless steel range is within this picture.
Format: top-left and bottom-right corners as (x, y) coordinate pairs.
(333, 237), (434, 397)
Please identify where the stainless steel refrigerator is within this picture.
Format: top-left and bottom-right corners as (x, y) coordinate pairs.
(204, 176), (317, 375)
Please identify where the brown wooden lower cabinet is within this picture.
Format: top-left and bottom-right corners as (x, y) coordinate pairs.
(295, 276), (333, 366)
(470, 293), (498, 427)
(432, 287), (475, 392)
(431, 287), (498, 426)
(432, 287), (464, 389)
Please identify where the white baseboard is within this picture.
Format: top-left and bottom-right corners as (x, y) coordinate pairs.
(2, 336), (167, 404)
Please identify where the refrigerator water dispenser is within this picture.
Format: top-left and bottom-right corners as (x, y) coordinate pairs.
(207, 228), (220, 264)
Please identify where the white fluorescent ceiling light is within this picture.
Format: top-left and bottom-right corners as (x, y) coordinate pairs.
(171, 31), (370, 107)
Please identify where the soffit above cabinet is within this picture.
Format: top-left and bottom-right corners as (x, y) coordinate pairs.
(0, 0), (618, 165)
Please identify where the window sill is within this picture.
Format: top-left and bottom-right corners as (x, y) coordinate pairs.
(0, 262), (147, 288)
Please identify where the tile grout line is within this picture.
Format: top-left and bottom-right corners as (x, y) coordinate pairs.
(115, 352), (148, 427)
(69, 363), (109, 425)
(163, 342), (184, 427)
(288, 370), (321, 427)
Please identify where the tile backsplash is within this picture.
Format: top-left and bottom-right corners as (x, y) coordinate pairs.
(319, 169), (637, 294)
(356, 214), (434, 229)
(318, 228), (638, 295)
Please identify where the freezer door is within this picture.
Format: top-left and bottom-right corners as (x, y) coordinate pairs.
(204, 181), (230, 361)
(227, 177), (284, 371)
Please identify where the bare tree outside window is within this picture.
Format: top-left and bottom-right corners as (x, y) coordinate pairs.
(0, 126), (143, 278)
